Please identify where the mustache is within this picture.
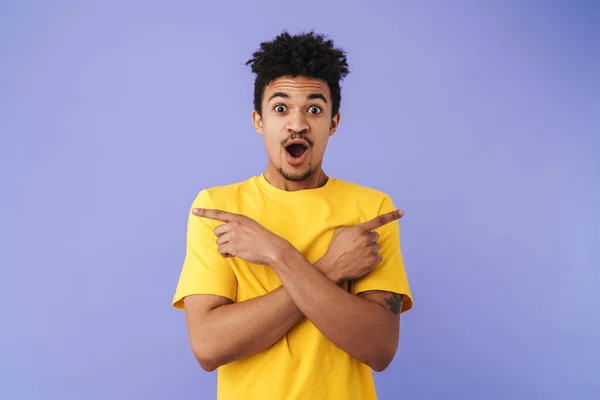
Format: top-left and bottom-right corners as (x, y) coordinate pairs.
(281, 134), (314, 148)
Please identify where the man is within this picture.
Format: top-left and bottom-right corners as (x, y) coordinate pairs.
(172, 31), (413, 400)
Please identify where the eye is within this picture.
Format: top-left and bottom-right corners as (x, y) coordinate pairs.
(308, 105), (322, 115)
(274, 104), (287, 113)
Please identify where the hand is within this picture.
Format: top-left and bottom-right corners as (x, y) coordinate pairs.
(192, 208), (288, 266)
(321, 209), (404, 284)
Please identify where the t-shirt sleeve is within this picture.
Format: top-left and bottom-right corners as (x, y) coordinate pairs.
(172, 189), (237, 310)
(351, 195), (414, 313)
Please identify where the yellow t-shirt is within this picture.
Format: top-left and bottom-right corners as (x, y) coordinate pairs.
(173, 174), (413, 400)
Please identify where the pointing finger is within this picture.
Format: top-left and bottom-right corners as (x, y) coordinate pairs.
(358, 209), (404, 232)
(192, 208), (237, 222)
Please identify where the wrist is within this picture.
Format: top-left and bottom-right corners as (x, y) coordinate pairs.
(315, 254), (341, 284)
(268, 238), (293, 267)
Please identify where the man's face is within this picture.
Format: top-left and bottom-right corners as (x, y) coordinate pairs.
(252, 76), (340, 181)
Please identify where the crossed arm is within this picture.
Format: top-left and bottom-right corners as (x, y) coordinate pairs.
(183, 209), (404, 372)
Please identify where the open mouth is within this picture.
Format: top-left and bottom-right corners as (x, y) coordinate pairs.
(285, 143), (308, 158)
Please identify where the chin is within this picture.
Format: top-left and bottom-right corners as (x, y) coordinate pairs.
(278, 166), (313, 181)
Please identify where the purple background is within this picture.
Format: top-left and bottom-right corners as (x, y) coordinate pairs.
(1, 1), (599, 399)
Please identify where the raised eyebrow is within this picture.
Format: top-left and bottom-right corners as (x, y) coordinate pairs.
(267, 92), (289, 102)
(307, 93), (327, 103)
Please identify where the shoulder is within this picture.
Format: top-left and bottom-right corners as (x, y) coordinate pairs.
(191, 176), (257, 209)
(333, 178), (394, 209)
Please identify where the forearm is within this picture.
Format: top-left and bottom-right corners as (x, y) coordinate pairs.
(195, 286), (301, 370)
(271, 245), (397, 371)
(194, 259), (332, 370)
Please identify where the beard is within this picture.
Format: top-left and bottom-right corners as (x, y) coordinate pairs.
(276, 164), (314, 181)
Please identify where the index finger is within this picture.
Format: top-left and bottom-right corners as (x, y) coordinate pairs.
(358, 209), (404, 231)
(192, 208), (238, 222)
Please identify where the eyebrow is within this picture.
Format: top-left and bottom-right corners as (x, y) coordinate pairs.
(307, 93), (328, 103)
(267, 92), (328, 103)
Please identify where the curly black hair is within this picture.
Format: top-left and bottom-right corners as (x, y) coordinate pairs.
(246, 31), (350, 116)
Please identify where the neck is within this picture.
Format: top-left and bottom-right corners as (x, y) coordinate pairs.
(263, 164), (329, 192)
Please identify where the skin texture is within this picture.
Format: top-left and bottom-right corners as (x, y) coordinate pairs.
(183, 76), (405, 372)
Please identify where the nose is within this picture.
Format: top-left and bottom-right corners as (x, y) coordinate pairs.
(285, 110), (310, 135)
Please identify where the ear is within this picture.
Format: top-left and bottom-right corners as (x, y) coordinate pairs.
(329, 112), (341, 137)
(252, 110), (263, 135)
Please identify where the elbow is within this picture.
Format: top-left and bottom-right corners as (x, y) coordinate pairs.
(196, 357), (218, 373)
(191, 342), (220, 372)
(369, 345), (398, 372)
(370, 355), (393, 372)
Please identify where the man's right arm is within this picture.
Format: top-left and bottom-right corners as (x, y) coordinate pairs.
(177, 190), (330, 371)
(183, 258), (335, 372)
